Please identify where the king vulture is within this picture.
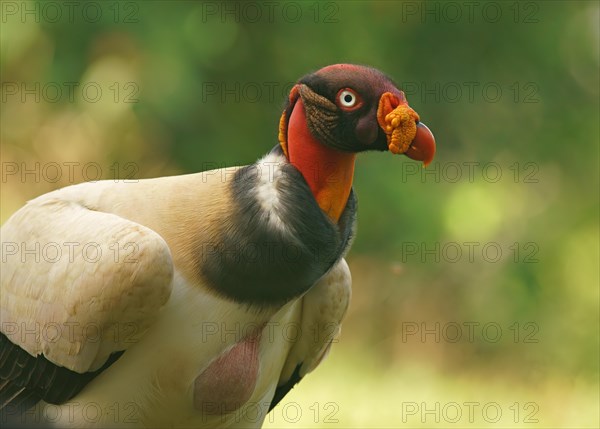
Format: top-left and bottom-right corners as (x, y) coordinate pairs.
(0, 64), (435, 428)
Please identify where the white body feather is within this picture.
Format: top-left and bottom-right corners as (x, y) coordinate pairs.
(0, 156), (351, 428)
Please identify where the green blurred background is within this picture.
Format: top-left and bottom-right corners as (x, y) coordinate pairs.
(1, 1), (598, 427)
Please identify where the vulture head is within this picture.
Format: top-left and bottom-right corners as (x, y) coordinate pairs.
(277, 64), (436, 221)
(279, 64), (436, 166)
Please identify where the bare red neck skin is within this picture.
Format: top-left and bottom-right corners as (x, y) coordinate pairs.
(286, 99), (355, 223)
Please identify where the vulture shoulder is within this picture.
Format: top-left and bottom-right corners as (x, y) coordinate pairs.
(0, 186), (174, 409)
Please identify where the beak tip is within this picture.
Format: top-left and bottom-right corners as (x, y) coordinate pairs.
(404, 122), (436, 165)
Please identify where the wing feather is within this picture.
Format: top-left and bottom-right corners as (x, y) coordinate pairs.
(270, 258), (351, 410)
(0, 194), (174, 410)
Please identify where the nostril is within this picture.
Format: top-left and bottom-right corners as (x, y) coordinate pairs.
(396, 90), (407, 105)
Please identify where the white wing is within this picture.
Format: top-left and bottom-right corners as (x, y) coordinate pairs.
(1, 195), (174, 374)
(270, 258), (351, 409)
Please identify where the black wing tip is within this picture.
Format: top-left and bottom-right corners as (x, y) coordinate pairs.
(0, 331), (125, 416)
(0, 388), (41, 427)
(268, 364), (303, 412)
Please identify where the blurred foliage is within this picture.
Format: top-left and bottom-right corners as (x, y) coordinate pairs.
(1, 1), (598, 427)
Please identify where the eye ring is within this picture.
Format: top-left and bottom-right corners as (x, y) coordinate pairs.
(336, 88), (362, 110)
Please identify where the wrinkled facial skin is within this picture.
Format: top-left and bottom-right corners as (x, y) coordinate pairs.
(297, 64), (407, 153)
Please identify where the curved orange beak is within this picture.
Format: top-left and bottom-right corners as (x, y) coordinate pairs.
(377, 92), (436, 167)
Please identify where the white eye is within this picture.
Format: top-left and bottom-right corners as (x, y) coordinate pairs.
(339, 90), (357, 107)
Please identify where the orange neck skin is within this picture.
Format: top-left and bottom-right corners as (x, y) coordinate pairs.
(286, 99), (355, 223)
